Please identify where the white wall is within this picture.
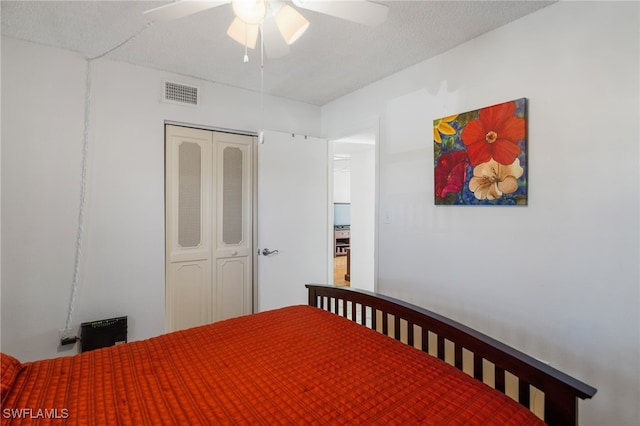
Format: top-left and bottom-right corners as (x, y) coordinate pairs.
(2, 41), (86, 362)
(0, 35), (3, 348)
(1, 37), (320, 361)
(349, 146), (375, 291)
(333, 158), (350, 203)
(322, 2), (639, 425)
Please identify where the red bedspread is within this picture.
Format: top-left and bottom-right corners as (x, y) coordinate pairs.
(2, 306), (544, 425)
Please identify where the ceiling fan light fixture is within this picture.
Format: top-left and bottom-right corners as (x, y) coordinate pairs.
(275, 4), (310, 45)
(232, 0), (267, 25)
(227, 17), (259, 49)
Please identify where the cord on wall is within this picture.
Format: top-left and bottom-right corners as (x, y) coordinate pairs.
(61, 22), (154, 341)
(62, 59), (92, 340)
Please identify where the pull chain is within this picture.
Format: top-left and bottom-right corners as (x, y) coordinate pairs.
(243, 23), (249, 63)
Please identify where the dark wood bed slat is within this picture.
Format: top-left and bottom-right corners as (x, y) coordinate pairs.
(454, 343), (463, 370)
(394, 316), (401, 341)
(437, 335), (446, 361)
(421, 327), (429, 353)
(473, 353), (484, 381)
(307, 284), (596, 426)
(495, 365), (506, 393)
(520, 379), (532, 408)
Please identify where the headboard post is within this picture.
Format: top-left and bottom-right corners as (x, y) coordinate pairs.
(545, 388), (579, 426)
(308, 286), (319, 307)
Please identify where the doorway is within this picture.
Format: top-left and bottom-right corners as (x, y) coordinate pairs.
(331, 129), (376, 292)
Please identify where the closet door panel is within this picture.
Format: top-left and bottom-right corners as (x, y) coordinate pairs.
(166, 126), (213, 331)
(213, 132), (254, 320)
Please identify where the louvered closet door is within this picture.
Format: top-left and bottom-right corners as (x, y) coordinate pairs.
(213, 132), (254, 321)
(165, 125), (254, 332)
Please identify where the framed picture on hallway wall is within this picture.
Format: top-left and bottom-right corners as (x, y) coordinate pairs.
(433, 98), (528, 206)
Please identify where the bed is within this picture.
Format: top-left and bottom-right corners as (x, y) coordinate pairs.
(1, 284), (596, 425)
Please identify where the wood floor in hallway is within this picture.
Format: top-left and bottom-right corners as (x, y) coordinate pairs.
(334, 255), (349, 287)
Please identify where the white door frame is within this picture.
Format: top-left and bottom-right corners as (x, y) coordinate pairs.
(327, 117), (380, 293)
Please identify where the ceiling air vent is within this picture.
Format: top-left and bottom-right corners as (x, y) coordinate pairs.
(163, 81), (200, 106)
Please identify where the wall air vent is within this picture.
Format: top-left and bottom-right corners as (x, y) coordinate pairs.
(163, 81), (200, 106)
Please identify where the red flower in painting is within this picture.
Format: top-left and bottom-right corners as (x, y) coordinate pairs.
(435, 150), (468, 199)
(461, 101), (525, 165)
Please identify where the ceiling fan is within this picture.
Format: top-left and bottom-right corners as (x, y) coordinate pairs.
(144, 0), (389, 58)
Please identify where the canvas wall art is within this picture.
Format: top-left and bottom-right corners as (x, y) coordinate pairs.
(433, 98), (527, 205)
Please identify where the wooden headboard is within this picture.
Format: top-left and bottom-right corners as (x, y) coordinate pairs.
(306, 284), (596, 426)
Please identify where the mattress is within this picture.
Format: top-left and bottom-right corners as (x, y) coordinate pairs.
(1, 306), (545, 425)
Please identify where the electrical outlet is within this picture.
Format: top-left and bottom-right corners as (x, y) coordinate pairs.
(58, 328), (78, 346)
(58, 328), (72, 339)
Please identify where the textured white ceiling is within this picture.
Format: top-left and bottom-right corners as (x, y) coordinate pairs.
(1, 1), (554, 105)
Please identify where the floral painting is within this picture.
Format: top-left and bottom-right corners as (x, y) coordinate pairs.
(433, 98), (527, 205)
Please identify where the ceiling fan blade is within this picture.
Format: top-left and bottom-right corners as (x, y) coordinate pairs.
(143, 0), (229, 22)
(227, 18), (260, 49)
(262, 18), (290, 58)
(291, 0), (388, 26)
